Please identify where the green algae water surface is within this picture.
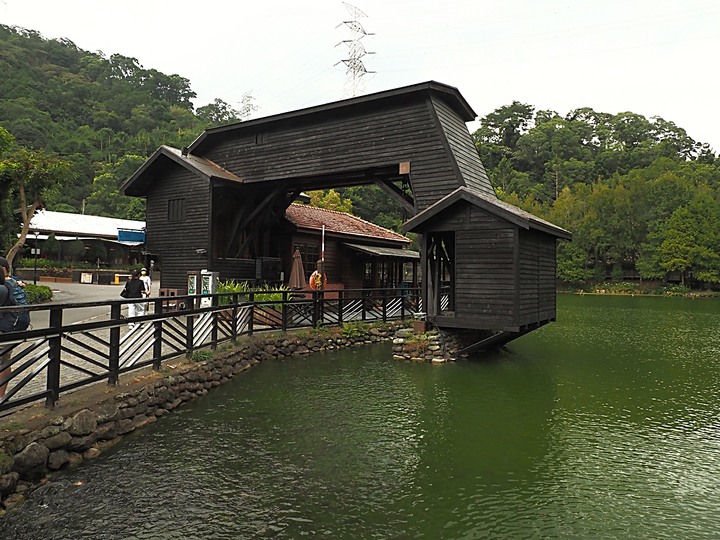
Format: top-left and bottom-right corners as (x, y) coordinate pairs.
(3, 294), (720, 539)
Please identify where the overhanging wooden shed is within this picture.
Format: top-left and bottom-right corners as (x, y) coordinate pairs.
(403, 187), (571, 335)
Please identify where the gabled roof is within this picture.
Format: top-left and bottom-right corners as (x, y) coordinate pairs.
(188, 81), (476, 154)
(121, 145), (242, 196)
(402, 187), (572, 240)
(286, 204), (411, 244)
(29, 210), (145, 240)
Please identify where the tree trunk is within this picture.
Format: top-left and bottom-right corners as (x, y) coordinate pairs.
(5, 183), (40, 269)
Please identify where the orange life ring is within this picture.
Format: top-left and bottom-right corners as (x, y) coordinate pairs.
(309, 271), (326, 290)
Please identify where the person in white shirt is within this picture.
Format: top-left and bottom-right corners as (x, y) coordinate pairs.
(140, 267), (152, 300)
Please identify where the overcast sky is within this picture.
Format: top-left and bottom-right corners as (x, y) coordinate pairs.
(2, 0), (719, 150)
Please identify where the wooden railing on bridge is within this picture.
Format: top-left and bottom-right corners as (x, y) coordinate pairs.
(0, 287), (421, 414)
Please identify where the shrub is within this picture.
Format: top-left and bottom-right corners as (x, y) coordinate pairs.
(216, 280), (289, 308)
(24, 283), (53, 304)
(662, 284), (692, 297)
(15, 258), (97, 271)
(190, 350), (214, 362)
(405, 333), (430, 354)
(340, 321), (368, 339)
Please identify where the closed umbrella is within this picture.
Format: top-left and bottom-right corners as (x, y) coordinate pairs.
(288, 249), (306, 289)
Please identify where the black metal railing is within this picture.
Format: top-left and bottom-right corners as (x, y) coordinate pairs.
(0, 287), (420, 413)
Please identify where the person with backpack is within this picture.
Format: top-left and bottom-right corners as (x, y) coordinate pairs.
(121, 269), (145, 328)
(0, 257), (30, 332)
(0, 269), (16, 398)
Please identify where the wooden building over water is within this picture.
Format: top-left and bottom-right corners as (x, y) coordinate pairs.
(122, 81), (570, 345)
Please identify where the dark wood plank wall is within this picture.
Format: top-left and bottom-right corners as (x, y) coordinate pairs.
(518, 231), (540, 324)
(414, 202), (517, 328)
(455, 204), (516, 327)
(337, 246), (366, 290)
(289, 232), (341, 284)
(201, 98), (472, 212)
(538, 236), (558, 320)
(211, 259), (257, 283)
(518, 230), (557, 326)
(145, 165), (209, 291)
(431, 98), (496, 199)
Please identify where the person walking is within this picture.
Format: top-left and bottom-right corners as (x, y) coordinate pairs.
(140, 267), (152, 311)
(122, 269), (145, 328)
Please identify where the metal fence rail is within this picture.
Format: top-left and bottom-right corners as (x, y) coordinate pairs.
(0, 288), (420, 413)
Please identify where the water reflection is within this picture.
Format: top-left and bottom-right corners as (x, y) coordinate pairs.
(3, 295), (720, 538)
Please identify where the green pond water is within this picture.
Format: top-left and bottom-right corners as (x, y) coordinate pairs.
(2, 294), (720, 539)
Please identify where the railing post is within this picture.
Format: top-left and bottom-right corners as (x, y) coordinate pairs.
(108, 303), (121, 385)
(211, 295), (218, 351)
(46, 306), (63, 408)
(338, 290), (344, 325)
(281, 290), (288, 332)
(311, 291), (319, 327)
(153, 299), (163, 370)
(247, 292), (254, 336)
(400, 288), (405, 321)
(382, 288), (388, 323)
(362, 291), (367, 321)
(231, 293), (238, 343)
(186, 313), (194, 359)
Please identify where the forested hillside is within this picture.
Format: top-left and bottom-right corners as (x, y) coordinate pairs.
(0, 24), (240, 250)
(2, 23), (720, 286)
(472, 102), (720, 285)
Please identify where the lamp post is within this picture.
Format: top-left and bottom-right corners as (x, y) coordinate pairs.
(33, 230), (39, 285)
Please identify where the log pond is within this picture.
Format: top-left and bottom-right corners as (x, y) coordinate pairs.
(2, 294), (720, 538)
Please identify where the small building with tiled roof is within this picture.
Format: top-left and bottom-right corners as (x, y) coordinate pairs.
(283, 203), (418, 290)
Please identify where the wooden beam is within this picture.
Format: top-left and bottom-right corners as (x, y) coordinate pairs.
(374, 179), (415, 214)
(223, 207), (247, 257)
(232, 188), (283, 257)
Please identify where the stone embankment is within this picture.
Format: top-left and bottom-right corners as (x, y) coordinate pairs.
(0, 322), (404, 514)
(391, 326), (486, 363)
(392, 327), (454, 363)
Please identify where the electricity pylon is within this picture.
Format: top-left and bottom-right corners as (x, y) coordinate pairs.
(336, 2), (375, 97)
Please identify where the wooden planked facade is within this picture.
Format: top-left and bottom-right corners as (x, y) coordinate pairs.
(122, 81), (571, 340)
(404, 188), (571, 332)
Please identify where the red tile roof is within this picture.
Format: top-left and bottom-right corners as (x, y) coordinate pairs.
(285, 204), (410, 244)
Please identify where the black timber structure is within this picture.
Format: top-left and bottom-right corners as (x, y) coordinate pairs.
(122, 81), (571, 348)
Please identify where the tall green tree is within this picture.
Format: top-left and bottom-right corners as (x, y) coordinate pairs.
(85, 155), (147, 219)
(308, 189), (353, 213)
(0, 146), (74, 264)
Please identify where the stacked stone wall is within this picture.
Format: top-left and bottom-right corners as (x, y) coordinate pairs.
(391, 327), (494, 362)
